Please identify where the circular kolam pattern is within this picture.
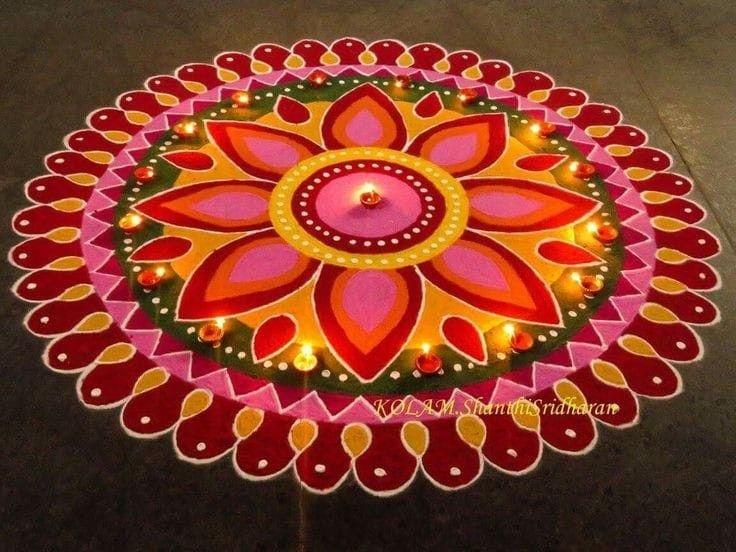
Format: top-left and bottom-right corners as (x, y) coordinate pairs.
(9, 38), (721, 495)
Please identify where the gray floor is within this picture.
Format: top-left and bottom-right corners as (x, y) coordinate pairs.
(1, 1), (734, 550)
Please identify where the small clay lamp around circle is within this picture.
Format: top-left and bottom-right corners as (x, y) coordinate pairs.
(294, 344), (318, 373)
(198, 318), (225, 347)
(530, 121), (556, 138)
(505, 323), (533, 353)
(569, 161), (596, 180)
(173, 119), (198, 138)
(394, 74), (412, 89)
(416, 343), (442, 375)
(137, 267), (166, 290)
(134, 165), (156, 184)
(307, 69), (328, 87)
(231, 90), (251, 108)
(118, 213), (144, 233)
(572, 272), (604, 299)
(587, 222), (619, 245)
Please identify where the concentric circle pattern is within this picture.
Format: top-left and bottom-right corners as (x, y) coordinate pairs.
(9, 38), (721, 495)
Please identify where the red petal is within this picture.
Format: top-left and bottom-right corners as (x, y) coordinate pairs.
(418, 231), (561, 325)
(178, 230), (320, 320)
(515, 153), (567, 172)
(234, 412), (295, 479)
(321, 83), (408, 150)
(134, 179), (273, 232)
(413, 91), (444, 118)
(251, 314), (298, 362)
(121, 376), (193, 436)
(314, 266), (423, 382)
(422, 418), (482, 489)
(206, 120), (323, 181)
(537, 240), (603, 266)
(440, 316), (488, 363)
(480, 411), (541, 474)
(406, 113), (507, 177)
(129, 236), (193, 262)
(274, 95), (311, 124)
(353, 424), (418, 495)
(160, 150), (215, 171)
(294, 423), (352, 492)
(175, 396), (241, 461)
(464, 177), (600, 232)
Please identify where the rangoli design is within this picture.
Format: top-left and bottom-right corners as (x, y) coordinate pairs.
(10, 39), (721, 495)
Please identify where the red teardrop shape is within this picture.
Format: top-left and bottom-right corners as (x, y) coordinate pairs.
(275, 95), (311, 124)
(515, 154), (567, 172)
(252, 314), (298, 362)
(129, 236), (193, 262)
(414, 91), (444, 118)
(440, 316), (487, 363)
(537, 240), (603, 266)
(161, 150), (215, 171)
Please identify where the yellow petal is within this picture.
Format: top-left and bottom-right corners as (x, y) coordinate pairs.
(290, 420), (317, 451)
(234, 407), (264, 439)
(342, 424), (371, 457)
(181, 389), (212, 418)
(134, 367), (168, 394)
(457, 415), (485, 448)
(401, 421), (428, 456)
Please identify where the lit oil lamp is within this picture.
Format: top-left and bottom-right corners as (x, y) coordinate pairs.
(572, 272), (604, 298)
(294, 344), (318, 372)
(133, 165), (156, 184)
(530, 121), (556, 138)
(231, 90), (252, 108)
(136, 266), (166, 289)
(173, 119), (198, 138)
(307, 69), (328, 87)
(505, 323), (533, 353)
(394, 74), (411, 89)
(118, 213), (144, 233)
(198, 318), (225, 347)
(416, 343), (442, 374)
(587, 222), (619, 245)
(359, 184), (381, 209)
(458, 88), (479, 105)
(569, 160), (596, 179)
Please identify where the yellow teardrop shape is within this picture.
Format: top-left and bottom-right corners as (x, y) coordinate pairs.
(511, 399), (540, 431)
(125, 111), (152, 125)
(527, 90), (549, 103)
(625, 167), (655, 181)
(48, 256), (84, 270)
(58, 283), (93, 301)
(620, 335), (656, 357)
(401, 421), (428, 456)
(586, 125), (612, 138)
(641, 303), (679, 323)
(284, 53), (305, 69)
(653, 216), (686, 232)
(134, 367), (168, 394)
(559, 105), (582, 118)
(461, 66), (482, 80)
(46, 227), (79, 242)
(496, 76), (514, 90)
(396, 52), (414, 67)
(217, 67), (240, 82)
(652, 275), (687, 293)
(234, 407), (264, 438)
(642, 191), (671, 204)
(342, 424), (371, 457)
(97, 342), (135, 364)
(457, 415), (485, 448)
(433, 59), (450, 72)
(554, 380), (588, 410)
(154, 93), (179, 106)
(75, 312), (111, 332)
(103, 130), (131, 143)
(181, 389), (212, 418)
(655, 248), (688, 263)
(84, 150), (114, 164)
(319, 51), (340, 66)
(68, 173), (97, 186)
(591, 360), (627, 387)
(358, 51), (377, 65)
(290, 420), (317, 451)
(52, 198), (85, 212)
(182, 80), (208, 93)
(607, 145), (633, 157)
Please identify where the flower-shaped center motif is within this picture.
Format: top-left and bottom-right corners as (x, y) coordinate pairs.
(270, 147), (468, 268)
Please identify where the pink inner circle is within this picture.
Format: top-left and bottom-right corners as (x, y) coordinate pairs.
(314, 171), (422, 238)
